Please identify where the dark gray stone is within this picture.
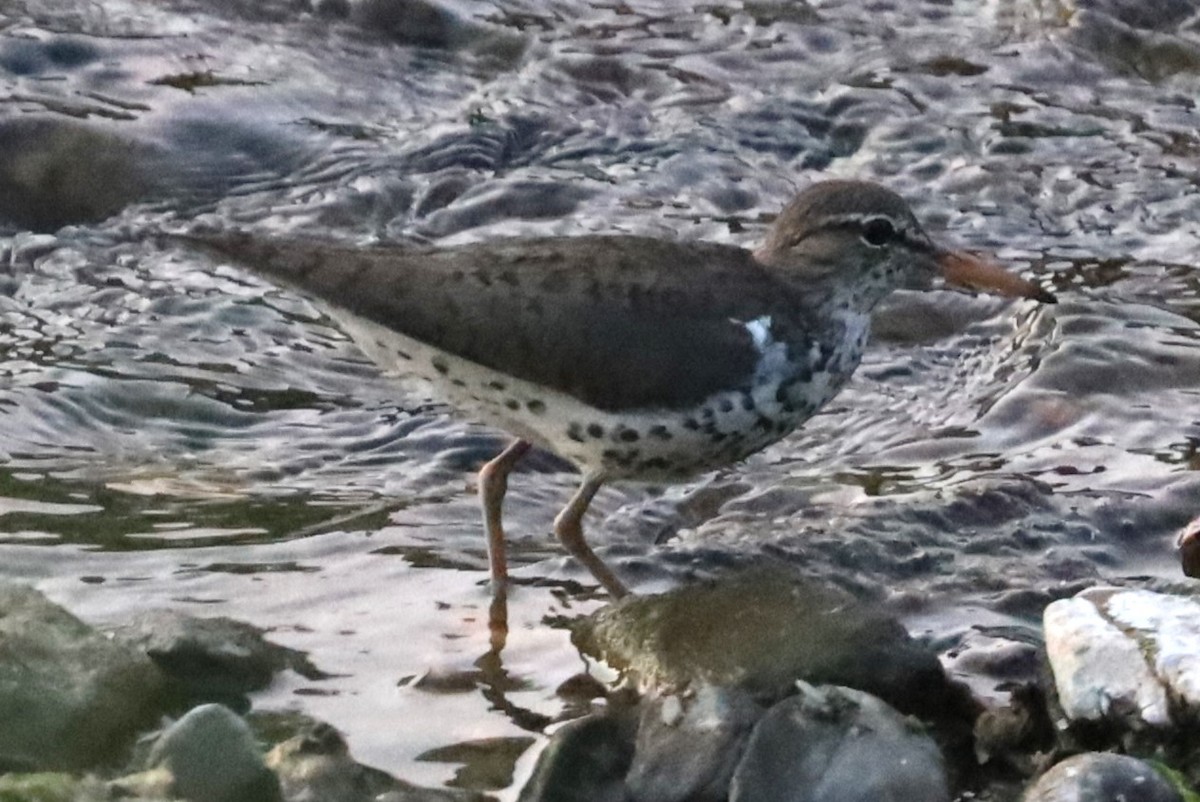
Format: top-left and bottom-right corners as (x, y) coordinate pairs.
(1021, 753), (1182, 802)
(627, 684), (762, 802)
(729, 684), (950, 802)
(517, 710), (636, 802)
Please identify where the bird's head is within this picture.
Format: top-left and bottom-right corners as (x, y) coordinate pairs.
(753, 180), (1056, 307)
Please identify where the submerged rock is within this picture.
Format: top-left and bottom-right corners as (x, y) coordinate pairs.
(0, 117), (151, 231)
(1021, 752), (1182, 802)
(729, 683), (951, 802)
(116, 610), (326, 705)
(0, 581), (165, 771)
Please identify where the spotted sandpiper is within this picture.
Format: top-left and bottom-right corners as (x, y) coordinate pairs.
(176, 180), (1055, 601)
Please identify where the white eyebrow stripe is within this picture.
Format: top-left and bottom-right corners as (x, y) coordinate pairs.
(810, 212), (933, 251)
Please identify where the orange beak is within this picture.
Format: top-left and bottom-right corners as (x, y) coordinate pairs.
(938, 250), (1056, 304)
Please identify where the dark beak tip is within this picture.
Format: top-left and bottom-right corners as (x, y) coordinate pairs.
(1032, 286), (1058, 305)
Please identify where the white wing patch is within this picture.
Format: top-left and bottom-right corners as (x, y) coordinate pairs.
(743, 315), (774, 351)
(739, 315), (791, 379)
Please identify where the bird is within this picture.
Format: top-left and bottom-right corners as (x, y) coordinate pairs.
(173, 180), (1056, 604)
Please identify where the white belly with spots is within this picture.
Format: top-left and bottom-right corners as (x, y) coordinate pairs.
(330, 306), (870, 482)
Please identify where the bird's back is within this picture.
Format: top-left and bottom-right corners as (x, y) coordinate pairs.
(175, 231), (808, 413)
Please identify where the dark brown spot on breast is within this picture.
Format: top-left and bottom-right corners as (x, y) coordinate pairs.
(587, 423), (605, 439)
(527, 400), (546, 414)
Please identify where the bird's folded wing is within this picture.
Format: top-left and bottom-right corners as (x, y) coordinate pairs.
(173, 232), (794, 412)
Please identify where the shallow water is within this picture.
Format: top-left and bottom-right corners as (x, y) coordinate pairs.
(2, 0), (1200, 793)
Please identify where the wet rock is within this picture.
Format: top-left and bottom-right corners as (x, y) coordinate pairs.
(0, 772), (104, 800)
(517, 709), (637, 802)
(258, 711), (488, 802)
(115, 610), (325, 705)
(1021, 753), (1182, 802)
(351, 0), (476, 47)
(573, 569), (963, 720)
(146, 703), (282, 802)
(348, 0), (525, 59)
(0, 581), (165, 771)
(0, 117), (151, 231)
(626, 684), (763, 802)
(943, 627), (1043, 705)
(973, 685), (1055, 772)
(1071, 0), (1197, 32)
(267, 721), (403, 801)
(729, 683), (951, 802)
(1068, 8), (1200, 81)
(1043, 588), (1200, 733)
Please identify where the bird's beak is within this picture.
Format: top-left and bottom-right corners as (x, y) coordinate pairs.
(937, 249), (1056, 304)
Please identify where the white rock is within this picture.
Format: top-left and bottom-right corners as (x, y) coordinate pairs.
(1102, 589), (1200, 711)
(1044, 588), (1200, 730)
(1042, 595), (1170, 728)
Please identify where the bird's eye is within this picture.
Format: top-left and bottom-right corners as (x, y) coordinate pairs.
(861, 217), (897, 247)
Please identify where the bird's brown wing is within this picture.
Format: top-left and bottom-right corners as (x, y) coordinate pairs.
(173, 232), (796, 412)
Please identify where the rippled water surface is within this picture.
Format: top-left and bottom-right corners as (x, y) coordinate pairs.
(2, 0), (1200, 792)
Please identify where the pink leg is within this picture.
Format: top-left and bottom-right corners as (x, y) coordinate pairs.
(478, 440), (532, 647)
(553, 474), (629, 599)
(478, 439), (532, 589)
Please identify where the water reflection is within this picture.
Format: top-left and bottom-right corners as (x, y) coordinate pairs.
(2, 0), (1200, 793)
